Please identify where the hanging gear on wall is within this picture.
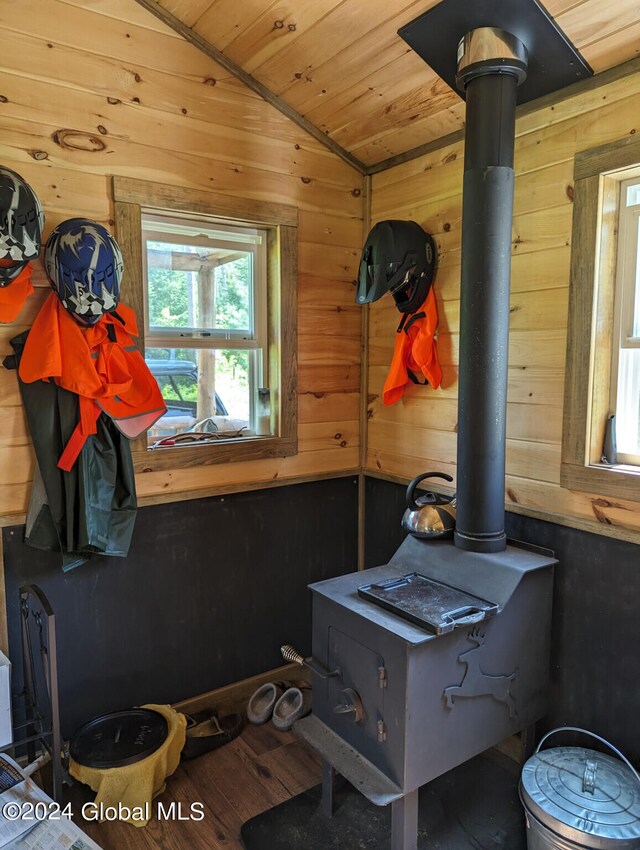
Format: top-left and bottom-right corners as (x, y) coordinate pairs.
(45, 218), (123, 324)
(0, 166), (45, 323)
(383, 286), (442, 405)
(4, 219), (165, 569)
(356, 219), (442, 404)
(7, 329), (138, 571)
(19, 218), (166, 469)
(19, 293), (166, 469)
(356, 219), (436, 312)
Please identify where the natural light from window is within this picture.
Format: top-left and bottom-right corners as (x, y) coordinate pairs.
(612, 179), (640, 465)
(142, 214), (269, 447)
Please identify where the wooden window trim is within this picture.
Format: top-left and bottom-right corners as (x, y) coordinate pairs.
(562, 136), (640, 501)
(113, 177), (297, 473)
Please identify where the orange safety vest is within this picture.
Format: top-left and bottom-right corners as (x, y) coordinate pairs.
(0, 264), (34, 324)
(383, 287), (442, 406)
(19, 292), (166, 470)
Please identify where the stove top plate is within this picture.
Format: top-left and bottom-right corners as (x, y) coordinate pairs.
(358, 573), (498, 635)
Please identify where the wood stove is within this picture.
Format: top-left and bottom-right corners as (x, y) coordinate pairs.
(295, 537), (555, 849)
(291, 3), (590, 849)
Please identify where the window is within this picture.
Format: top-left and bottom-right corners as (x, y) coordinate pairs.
(112, 177), (297, 472)
(143, 214), (268, 443)
(562, 136), (640, 500)
(611, 179), (640, 464)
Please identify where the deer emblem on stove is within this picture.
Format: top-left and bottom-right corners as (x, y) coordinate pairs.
(443, 628), (518, 717)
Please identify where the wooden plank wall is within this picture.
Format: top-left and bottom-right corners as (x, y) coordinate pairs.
(0, 0), (364, 519)
(367, 67), (640, 541)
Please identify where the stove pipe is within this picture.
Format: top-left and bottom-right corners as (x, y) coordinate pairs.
(453, 28), (527, 554)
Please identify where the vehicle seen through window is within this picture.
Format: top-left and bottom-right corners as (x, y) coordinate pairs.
(145, 354), (248, 443)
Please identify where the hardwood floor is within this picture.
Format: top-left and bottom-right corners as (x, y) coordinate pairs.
(68, 723), (322, 850)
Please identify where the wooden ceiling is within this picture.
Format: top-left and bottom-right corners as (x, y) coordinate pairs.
(142, 0), (640, 171)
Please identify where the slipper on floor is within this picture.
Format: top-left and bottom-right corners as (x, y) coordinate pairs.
(181, 711), (244, 760)
(272, 687), (312, 732)
(247, 683), (283, 725)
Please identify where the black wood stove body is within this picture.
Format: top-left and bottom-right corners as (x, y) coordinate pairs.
(295, 537), (555, 847)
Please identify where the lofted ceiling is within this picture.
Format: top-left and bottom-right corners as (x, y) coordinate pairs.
(140, 0), (640, 172)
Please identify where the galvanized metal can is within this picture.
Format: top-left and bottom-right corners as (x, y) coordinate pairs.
(520, 728), (640, 850)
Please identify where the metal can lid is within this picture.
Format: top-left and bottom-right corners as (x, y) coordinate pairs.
(520, 747), (640, 848)
(70, 708), (169, 769)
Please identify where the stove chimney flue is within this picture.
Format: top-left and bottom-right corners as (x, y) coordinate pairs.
(454, 28), (527, 554)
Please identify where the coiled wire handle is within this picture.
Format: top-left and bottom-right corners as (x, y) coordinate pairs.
(536, 726), (640, 787)
(280, 643), (341, 680)
(281, 644), (304, 666)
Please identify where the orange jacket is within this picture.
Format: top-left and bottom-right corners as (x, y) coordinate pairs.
(383, 287), (442, 406)
(19, 293), (166, 469)
(0, 264), (34, 324)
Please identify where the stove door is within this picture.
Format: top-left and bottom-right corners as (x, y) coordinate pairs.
(326, 627), (387, 769)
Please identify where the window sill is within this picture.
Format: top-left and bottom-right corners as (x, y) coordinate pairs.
(148, 431), (263, 449)
(560, 460), (640, 501)
(132, 435), (298, 473)
(607, 462), (640, 474)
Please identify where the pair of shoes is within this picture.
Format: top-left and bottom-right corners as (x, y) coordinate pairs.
(181, 711), (244, 760)
(247, 683), (311, 732)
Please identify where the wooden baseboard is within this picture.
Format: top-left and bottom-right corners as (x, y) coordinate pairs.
(173, 662), (311, 717)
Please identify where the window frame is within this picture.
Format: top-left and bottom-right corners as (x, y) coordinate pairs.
(562, 136), (640, 500)
(113, 176), (298, 473)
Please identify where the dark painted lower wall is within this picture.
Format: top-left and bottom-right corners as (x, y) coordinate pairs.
(3, 476), (359, 738)
(364, 475), (640, 764)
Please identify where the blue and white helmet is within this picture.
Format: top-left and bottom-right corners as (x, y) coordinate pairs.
(0, 166), (44, 286)
(44, 218), (123, 324)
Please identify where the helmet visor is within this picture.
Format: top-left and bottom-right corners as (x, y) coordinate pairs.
(356, 259), (403, 304)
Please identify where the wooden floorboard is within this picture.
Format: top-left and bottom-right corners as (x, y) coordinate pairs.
(68, 723), (322, 849)
(257, 738), (325, 798)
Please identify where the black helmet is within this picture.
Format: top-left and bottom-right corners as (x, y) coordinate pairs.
(0, 166), (44, 287)
(356, 220), (436, 313)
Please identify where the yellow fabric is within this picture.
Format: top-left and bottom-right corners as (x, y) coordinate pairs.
(69, 704), (187, 828)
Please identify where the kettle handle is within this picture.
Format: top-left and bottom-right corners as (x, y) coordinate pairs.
(406, 472), (454, 512)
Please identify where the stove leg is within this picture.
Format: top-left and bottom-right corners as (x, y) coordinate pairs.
(322, 760), (336, 818)
(521, 724), (537, 762)
(391, 789), (419, 850)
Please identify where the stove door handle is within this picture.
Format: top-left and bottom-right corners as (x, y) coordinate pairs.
(333, 688), (364, 723)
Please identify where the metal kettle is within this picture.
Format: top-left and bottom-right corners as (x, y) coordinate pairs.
(402, 472), (456, 539)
